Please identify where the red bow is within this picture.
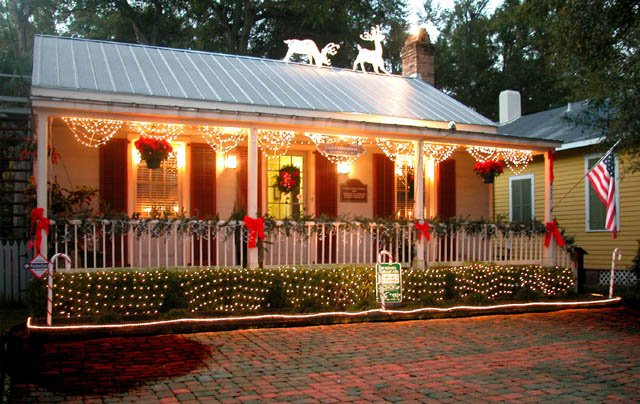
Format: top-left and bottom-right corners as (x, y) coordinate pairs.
(28, 208), (50, 255)
(244, 215), (265, 248)
(544, 219), (565, 248)
(415, 221), (430, 241)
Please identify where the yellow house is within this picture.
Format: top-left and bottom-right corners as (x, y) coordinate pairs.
(495, 91), (639, 283)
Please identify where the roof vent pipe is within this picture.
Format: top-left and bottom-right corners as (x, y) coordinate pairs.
(567, 102), (572, 112)
(499, 90), (521, 124)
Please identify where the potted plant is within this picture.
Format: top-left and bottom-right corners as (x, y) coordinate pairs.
(135, 136), (173, 169)
(473, 160), (504, 184)
(275, 165), (301, 194)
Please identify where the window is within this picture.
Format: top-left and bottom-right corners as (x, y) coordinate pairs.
(135, 142), (184, 217)
(267, 154), (305, 219)
(509, 174), (534, 222)
(396, 162), (414, 219)
(585, 154), (618, 231)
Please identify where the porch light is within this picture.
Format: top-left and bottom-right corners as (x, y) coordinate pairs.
(174, 142), (186, 169)
(425, 158), (435, 180)
(337, 161), (351, 174)
(225, 154), (238, 169)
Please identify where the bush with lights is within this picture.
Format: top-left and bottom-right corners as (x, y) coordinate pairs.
(26, 263), (576, 322)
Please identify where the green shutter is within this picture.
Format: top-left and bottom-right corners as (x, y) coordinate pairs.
(511, 178), (532, 223)
(587, 157), (606, 230)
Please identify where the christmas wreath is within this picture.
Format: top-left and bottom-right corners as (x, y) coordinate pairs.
(276, 165), (301, 194)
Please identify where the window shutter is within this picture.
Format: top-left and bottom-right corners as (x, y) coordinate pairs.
(236, 146), (263, 215)
(190, 143), (216, 218)
(437, 159), (456, 218)
(99, 138), (128, 266)
(99, 138), (128, 214)
(314, 152), (338, 216)
(511, 178), (532, 222)
(373, 153), (395, 218)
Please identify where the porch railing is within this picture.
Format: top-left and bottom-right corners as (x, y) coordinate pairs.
(50, 219), (573, 270)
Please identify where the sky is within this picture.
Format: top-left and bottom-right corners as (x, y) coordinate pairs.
(408, 0), (503, 39)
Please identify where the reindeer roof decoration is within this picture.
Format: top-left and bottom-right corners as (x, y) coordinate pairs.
(282, 39), (340, 68)
(353, 25), (389, 75)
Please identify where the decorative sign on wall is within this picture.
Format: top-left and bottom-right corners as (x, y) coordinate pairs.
(340, 179), (367, 203)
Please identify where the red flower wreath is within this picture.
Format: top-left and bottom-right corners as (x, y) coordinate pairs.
(473, 160), (504, 183)
(135, 136), (173, 168)
(276, 165), (301, 194)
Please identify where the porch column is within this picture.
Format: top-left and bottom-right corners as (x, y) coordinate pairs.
(413, 140), (425, 269)
(247, 127), (259, 269)
(542, 151), (554, 266)
(35, 113), (50, 256)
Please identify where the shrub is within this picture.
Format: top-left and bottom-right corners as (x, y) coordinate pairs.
(27, 264), (575, 321)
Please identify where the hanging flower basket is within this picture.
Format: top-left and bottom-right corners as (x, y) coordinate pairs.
(473, 160), (504, 184)
(275, 165), (301, 194)
(135, 136), (173, 169)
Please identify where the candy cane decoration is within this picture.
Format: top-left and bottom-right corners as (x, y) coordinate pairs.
(47, 253), (71, 326)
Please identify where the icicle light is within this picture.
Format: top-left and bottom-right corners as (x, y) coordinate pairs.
(130, 121), (184, 141)
(305, 133), (367, 164)
(198, 126), (248, 154)
(467, 146), (533, 174)
(62, 117), (123, 148)
(423, 143), (458, 163)
(376, 138), (414, 162)
(257, 129), (295, 158)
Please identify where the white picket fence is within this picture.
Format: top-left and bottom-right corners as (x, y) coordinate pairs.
(49, 219), (573, 270)
(0, 240), (31, 304)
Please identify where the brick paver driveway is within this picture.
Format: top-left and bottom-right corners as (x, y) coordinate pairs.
(10, 307), (640, 402)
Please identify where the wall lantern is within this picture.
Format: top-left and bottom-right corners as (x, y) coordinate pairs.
(337, 162), (351, 174)
(225, 154), (238, 169)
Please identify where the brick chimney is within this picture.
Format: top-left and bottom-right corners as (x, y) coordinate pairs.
(400, 28), (435, 85)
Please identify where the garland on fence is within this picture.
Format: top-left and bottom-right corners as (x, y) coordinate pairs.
(49, 212), (577, 252)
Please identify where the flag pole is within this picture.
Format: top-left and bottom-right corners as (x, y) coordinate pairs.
(551, 139), (620, 213)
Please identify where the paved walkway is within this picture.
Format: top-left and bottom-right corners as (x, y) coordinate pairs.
(9, 307), (640, 403)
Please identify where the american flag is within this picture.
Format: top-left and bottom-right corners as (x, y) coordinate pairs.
(587, 153), (617, 238)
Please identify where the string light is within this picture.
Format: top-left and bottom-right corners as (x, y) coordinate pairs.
(198, 125), (248, 154)
(376, 138), (414, 162)
(466, 146), (533, 174)
(48, 264), (574, 320)
(257, 129), (295, 158)
(501, 149), (533, 175)
(28, 297), (620, 330)
(130, 121), (184, 141)
(62, 117), (123, 147)
(466, 146), (499, 163)
(423, 142), (458, 163)
(305, 133), (367, 164)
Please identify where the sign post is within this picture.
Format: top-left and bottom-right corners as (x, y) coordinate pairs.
(376, 250), (402, 310)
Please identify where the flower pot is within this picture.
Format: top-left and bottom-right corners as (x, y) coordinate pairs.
(483, 174), (495, 184)
(145, 156), (162, 169)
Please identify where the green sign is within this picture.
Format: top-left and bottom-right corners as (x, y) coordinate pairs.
(376, 262), (402, 303)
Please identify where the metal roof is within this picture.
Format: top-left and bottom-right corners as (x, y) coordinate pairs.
(498, 101), (603, 143)
(31, 35), (495, 127)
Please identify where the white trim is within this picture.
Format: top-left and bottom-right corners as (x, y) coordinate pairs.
(584, 153), (620, 232)
(30, 94), (562, 151)
(556, 137), (604, 151)
(509, 174), (535, 222)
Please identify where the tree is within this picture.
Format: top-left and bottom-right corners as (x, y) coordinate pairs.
(531, 0), (640, 170)
(425, 0), (500, 119)
(0, 0), (58, 97)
